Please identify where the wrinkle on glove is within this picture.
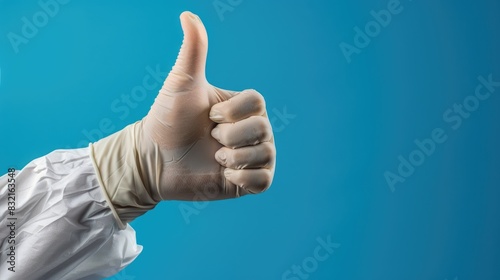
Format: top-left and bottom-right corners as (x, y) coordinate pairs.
(89, 121), (160, 229)
(0, 148), (141, 280)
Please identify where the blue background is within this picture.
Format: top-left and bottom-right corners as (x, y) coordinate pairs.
(1, 0), (500, 279)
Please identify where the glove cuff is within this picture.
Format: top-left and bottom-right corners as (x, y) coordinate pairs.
(89, 121), (160, 229)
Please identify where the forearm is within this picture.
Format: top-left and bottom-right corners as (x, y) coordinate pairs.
(0, 148), (141, 279)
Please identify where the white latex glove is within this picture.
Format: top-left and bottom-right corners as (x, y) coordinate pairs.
(89, 11), (276, 228)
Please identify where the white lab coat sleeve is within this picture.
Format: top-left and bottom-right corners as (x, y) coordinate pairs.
(0, 147), (142, 280)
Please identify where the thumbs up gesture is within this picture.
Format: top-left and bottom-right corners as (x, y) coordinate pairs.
(90, 12), (276, 227)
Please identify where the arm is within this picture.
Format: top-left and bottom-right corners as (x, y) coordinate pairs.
(90, 11), (276, 228)
(0, 11), (276, 279)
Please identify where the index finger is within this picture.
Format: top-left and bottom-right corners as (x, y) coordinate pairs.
(209, 89), (267, 123)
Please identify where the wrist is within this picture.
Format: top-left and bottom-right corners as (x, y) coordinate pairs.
(89, 121), (160, 229)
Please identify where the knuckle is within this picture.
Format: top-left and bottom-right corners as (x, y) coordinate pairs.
(256, 120), (272, 141)
(254, 116), (268, 131)
(248, 90), (265, 104)
(265, 172), (273, 189)
(261, 142), (276, 163)
(244, 88), (260, 96)
(245, 170), (273, 194)
(259, 170), (273, 192)
(243, 90), (266, 112)
(251, 94), (266, 112)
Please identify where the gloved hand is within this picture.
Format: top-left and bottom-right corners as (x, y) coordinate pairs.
(89, 11), (276, 229)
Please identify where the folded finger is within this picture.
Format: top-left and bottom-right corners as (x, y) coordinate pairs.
(209, 89), (266, 123)
(211, 116), (273, 148)
(223, 168), (273, 194)
(215, 142), (276, 169)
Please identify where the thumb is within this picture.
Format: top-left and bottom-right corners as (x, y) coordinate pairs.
(163, 11), (208, 91)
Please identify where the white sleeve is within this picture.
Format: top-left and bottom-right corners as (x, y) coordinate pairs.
(0, 148), (142, 280)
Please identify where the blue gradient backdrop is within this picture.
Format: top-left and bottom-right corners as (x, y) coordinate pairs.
(1, 0), (500, 279)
